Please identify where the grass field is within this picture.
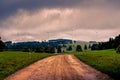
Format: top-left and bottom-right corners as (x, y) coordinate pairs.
(74, 49), (120, 80)
(0, 51), (53, 80)
(1, 50), (120, 80)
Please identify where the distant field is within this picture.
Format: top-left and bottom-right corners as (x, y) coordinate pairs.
(0, 51), (53, 80)
(74, 49), (120, 80)
(62, 41), (90, 52)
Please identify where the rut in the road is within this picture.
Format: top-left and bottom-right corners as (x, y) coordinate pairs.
(5, 54), (113, 80)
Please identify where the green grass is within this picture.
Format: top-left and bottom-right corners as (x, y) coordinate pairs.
(0, 51), (53, 80)
(73, 49), (120, 80)
(64, 41), (90, 52)
(1, 50), (120, 80)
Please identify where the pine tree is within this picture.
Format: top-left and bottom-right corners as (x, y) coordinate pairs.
(116, 45), (120, 53)
(49, 46), (55, 53)
(84, 45), (87, 50)
(35, 46), (44, 53)
(0, 37), (6, 51)
(67, 45), (72, 51)
(57, 45), (62, 53)
(76, 45), (82, 52)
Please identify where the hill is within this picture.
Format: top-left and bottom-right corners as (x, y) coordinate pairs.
(5, 39), (90, 52)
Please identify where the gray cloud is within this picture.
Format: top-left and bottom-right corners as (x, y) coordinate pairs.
(1, 0), (120, 21)
(1, 7), (120, 41)
(0, 0), (82, 21)
(0, 0), (120, 42)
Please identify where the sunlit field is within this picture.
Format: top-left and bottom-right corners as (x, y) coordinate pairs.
(0, 51), (53, 80)
(74, 49), (120, 80)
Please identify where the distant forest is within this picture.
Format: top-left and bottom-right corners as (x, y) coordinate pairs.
(5, 39), (72, 52)
(91, 34), (120, 50)
(0, 34), (120, 53)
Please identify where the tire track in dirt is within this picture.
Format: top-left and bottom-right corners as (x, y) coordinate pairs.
(5, 54), (113, 80)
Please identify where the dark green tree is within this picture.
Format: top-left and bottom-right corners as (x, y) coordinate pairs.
(67, 45), (72, 51)
(89, 44), (91, 49)
(84, 45), (87, 50)
(44, 46), (55, 53)
(22, 46), (30, 52)
(63, 44), (67, 48)
(49, 46), (55, 53)
(35, 46), (44, 53)
(91, 44), (98, 50)
(114, 35), (120, 49)
(57, 45), (62, 53)
(76, 45), (82, 52)
(44, 46), (50, 53)
(116, 45), (120, 53)
(0, 37), (5, 51)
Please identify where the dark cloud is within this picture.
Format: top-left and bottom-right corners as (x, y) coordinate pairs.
(0, 0), (82, 20)
(108, 0), (120, 4)
(0, 0), (120, 21)
(0, 0), (120, 41)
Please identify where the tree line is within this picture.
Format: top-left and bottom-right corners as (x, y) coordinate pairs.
(91, 34), (120, 53)
(1, 34), (120, 53)
(0, 36), (84, 53)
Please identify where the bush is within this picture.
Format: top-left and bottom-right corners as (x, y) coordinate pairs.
(116, 45), (120, 53)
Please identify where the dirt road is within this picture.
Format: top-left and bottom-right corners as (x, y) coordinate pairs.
(5, 54), (113, 80)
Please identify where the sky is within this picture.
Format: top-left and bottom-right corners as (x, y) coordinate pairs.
(0, 0), (120, 42)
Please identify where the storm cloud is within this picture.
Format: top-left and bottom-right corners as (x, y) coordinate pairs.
(0, 0), (82, 20)
(1, 0), (120, 20)
(0, 0), (120, 42)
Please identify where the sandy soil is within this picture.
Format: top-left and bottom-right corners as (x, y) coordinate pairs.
(5, 54), (113, 80)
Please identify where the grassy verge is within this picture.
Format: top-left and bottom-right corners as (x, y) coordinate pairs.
(73, 49), (120, 80)
(0, 51), (53, 80)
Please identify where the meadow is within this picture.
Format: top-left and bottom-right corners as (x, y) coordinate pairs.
(0, 51), (53, 80)
(1, 50), (120, 80)
(74, 49), (120, 80)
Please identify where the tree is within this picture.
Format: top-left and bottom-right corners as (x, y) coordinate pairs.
(89, 44), (91, 49)
(44, 46), (55, 53)
(89, 34), (120, 50)
(22, 47), (30, 52)
(35, 46), (44, 53)
(67, 45), (72, 51)
(44, 46), (50, 53)
(0, 37), (5, 51)
(57, 45), (62, 53)
(84, 45), (87, 50)
(76, 45), (82, 52)
(49, 46), (55, 53)
(114, 35), (120, 49)
(116, 45), (120, 53)
(63, 44), (67, 48)
(91, 44), (98, 50)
